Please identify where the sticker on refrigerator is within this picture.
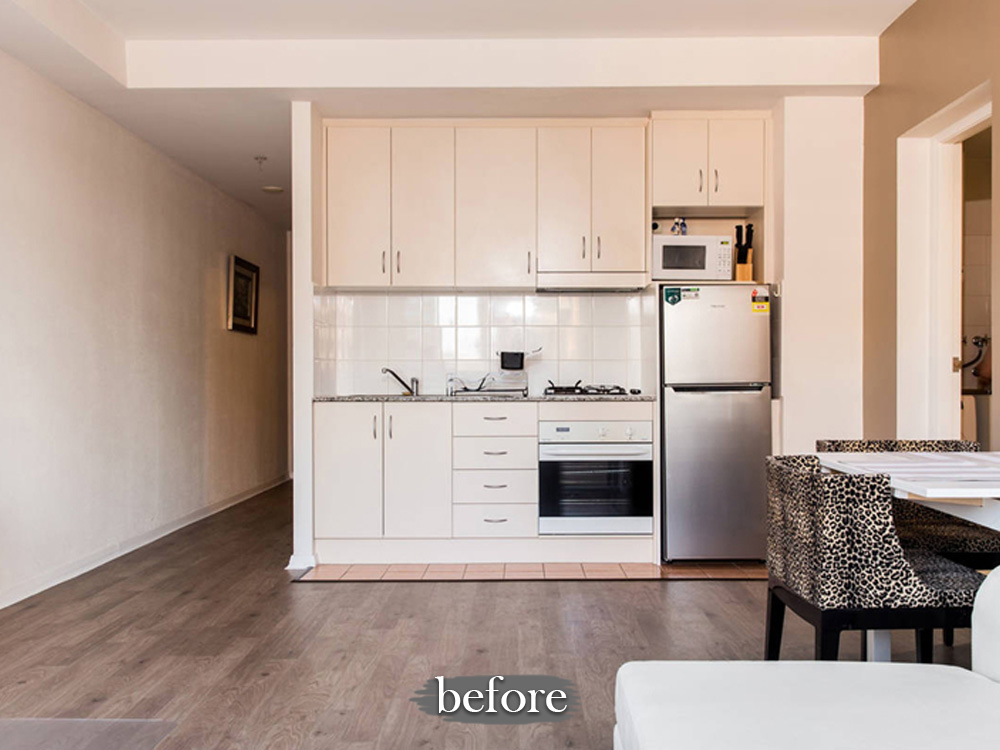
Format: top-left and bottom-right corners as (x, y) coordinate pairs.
(681, 288), (700, 300)
(751, 287), (770, 314)
(664, 287), (682, 306)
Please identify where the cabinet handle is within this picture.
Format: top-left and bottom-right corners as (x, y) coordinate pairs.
(483, 484), (508, 490)
(582, 236), (587, 259)
(483, 416), (508, 421)
(699, 169), (703, 193)
(389, 414), (393, 439)
(483, 518), (509, 524)
(373, 415), (377, 439)
(382, 251), (386, 274)
(397, 251), (401, 274)
(597, 236), (602, 259)
(483, 450), (508, 456)
(527, 251), (532, 275)
(714, 169), (719, 193)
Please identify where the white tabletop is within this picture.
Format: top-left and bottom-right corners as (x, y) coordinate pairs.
(816, 451), (1000, 531)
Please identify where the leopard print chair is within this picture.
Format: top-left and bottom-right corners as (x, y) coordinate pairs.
(765, 455), (984, 661)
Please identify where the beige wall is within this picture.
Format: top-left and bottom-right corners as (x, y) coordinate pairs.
(0, 50), (289, 607)
(864, 0), (999, 436)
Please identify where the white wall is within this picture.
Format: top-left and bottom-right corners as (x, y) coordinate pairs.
(778, 97), (865, 453)
(0, 50), (289, 608)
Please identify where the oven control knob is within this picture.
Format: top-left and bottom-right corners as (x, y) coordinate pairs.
(599, 427), (608, 438)
(625, 427), (634, 440)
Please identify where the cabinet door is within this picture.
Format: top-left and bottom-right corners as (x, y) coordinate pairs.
(326, 127), (391, 287)
(591, 126), (647, 272)
(708, 119), (765, 207)
(383, 402), (452, 538)
(455, 127), (537, 288)
(391, 127), (456, 287)
(314, 402), (383, 538)
(537, 127), (591, 273)
(651, 119), (708, 207)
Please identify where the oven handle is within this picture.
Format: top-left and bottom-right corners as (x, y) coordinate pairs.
(539, 445), (653, 461)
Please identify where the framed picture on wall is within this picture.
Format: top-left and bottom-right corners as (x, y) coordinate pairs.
(227, 255), (260, 334)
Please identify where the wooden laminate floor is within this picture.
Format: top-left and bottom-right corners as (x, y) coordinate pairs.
(0, 483), (972, 750)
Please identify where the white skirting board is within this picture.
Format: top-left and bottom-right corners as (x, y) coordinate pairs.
(0, 475), (289, 611)
(314, 537), (658, 564)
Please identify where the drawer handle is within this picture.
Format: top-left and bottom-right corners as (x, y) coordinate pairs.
(483, 484), (508, 489)
(483, 450), (508, 456)
(483, 518), (509, 524)
(483, 416), (508, 421)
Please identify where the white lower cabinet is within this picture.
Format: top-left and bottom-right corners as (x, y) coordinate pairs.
(453, 504), (539, 538)
(383, 402), (452, 538)
(314, 402), (384, 538)
(453, 469), (538, 504)
(314, 401), (452, 539)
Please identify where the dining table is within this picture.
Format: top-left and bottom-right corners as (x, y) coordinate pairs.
(817, 450), (1000, 661)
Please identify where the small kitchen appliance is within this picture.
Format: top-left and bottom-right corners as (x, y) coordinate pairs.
(652, 234), (733, 281)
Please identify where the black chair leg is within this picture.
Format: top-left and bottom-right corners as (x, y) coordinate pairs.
(943, 628), (955, 647)
(765, 587), (786, 661)
(860, 630), (868, 661)
(915, 628), (934, 664)
(815, 623), (841, 661)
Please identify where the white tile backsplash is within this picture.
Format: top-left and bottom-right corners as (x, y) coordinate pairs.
(315, 290), (656, 396)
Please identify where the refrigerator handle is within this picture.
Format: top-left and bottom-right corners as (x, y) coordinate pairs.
(668, 384), (768, 393)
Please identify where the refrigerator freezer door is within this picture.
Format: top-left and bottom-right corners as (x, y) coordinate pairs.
(662, 284), (771, 384)
(663, 385), (770, 560)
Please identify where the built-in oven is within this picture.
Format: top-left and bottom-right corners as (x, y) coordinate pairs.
(538, 421), (654, 535)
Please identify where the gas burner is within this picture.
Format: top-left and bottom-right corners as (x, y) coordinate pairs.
(543, 381), (632, 397)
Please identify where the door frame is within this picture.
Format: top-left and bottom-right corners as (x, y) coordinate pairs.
(896, 82), (991, 439)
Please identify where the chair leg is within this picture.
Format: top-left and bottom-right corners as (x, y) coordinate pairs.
(915, 628), (935, 664)
(765, 587), (786, 661)
(943, 628), (955, 647)
(815, 623), (841, 661)
(860, 630), (868, 661)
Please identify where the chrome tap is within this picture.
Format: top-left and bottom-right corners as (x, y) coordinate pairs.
(381, 367), (415, 396)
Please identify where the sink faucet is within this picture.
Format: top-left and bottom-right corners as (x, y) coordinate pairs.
(381, 367), (419, 396)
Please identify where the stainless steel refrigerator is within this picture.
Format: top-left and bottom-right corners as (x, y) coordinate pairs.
(661, 283), (772, 561)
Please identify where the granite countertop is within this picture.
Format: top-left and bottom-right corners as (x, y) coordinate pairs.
(314, 394), (656, 403)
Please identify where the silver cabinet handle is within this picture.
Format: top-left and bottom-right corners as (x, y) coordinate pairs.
(397, 251), (401, 274)
(373, 415), (377, 439)
(527, 251), (532, 274)
(483, 484), (508, 490)
(582, 236), (587, 259)
(382, 251), (386, 274)
(714, 169), (719, 193)
(698, 169), (704, 193)
(597, 236), (602, 259)
(483, 518), (509, 524)
(388, 414), (393, 439)
(483, 450), (508, 456)
(483, 416), (508, 421)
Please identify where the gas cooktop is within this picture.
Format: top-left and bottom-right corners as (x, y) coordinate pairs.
(543, 381), (636, 397)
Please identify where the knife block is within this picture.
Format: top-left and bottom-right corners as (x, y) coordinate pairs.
(734, 249), (754, 282)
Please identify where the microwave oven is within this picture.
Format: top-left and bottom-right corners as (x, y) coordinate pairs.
(652, 235), (733, 281)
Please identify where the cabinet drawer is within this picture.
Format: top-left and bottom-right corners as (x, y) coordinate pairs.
(453, 402), (538, 436)
(453, 470), (538, 505)
(453, 503), (538, 538)
(453, 437), (537, 469)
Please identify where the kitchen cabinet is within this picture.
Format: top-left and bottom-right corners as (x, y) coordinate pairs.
(455, 127), (537, 288)
(652, 117), (764, 208)
(537, 126), (646, 274)
(383, 402), (452, 538)
(591, 126), (647, 272)
(390, 127), (455, 287)
(314, 402), (383, 538)
(326, 127), (391, 287)
(314, 401), (451, 539)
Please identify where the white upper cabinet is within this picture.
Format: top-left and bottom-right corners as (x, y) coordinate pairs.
(651, 119), (709, 207)
(591, 126), (647, 272)
(652, 117), (765, 208)
(455, 127), (537, 288)
(537, 127), (592, 273)
(708, 119), (765, 208)
(390, 127), (455, 287)
(326, 127), (391, 287)
(383, 402), (452, 538)
(314, 402), (384, 538)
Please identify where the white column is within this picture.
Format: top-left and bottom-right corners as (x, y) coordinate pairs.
(287, 100), (321, 569)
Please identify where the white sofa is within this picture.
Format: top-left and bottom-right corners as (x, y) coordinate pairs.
(614, 568), (1000, 750)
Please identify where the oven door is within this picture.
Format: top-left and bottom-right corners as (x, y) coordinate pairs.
(538, 443), (654, 535)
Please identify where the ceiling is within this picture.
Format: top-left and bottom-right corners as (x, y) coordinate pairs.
(81, 0), (917, 39)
